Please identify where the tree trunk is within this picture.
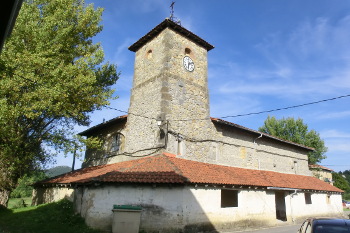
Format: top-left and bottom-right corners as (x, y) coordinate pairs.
(0, 189), (10, 208)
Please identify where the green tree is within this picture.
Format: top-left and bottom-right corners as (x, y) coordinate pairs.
(0, 0), (119, 207)
(332, 172), (350, 193)
(340, 170), (350, 184)
(339, 170), (350, 200)
(11, 171), (48, 198)
(259, 116), (327, 164)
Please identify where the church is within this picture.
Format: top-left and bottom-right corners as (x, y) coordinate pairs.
(33, 18), (344, 232)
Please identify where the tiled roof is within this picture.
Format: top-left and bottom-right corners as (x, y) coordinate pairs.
(36, 153), (342, 193)
(128, 19), (214, 52)
(78, 115), (127, 136)
(309, 164), (334, 172)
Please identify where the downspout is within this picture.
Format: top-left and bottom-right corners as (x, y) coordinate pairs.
(254, 133), (263, 144)
(290, 189), (298, 223)
(254, 133), (263, 170)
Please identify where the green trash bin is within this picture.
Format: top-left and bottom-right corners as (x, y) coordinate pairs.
(112, 205), (142, 233)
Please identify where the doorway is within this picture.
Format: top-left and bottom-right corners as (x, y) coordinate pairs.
(275, 191), (287, 221)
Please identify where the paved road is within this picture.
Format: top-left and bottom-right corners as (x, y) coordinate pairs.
(223, 224), (300, 233)
(223, 210), (350, 233)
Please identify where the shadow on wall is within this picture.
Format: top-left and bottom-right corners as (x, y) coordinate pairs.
(32, 187), (74, 206)
(81, 149), (110, 168)
(75, 184), (219, 233)
(73, 183), (278, 233)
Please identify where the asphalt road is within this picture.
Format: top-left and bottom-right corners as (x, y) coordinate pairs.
(222, 224), (300, 233)
(223, 210), (350, 233)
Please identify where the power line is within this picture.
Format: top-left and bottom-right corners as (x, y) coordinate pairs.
(104, 106), (157, 120)
(321, 165), (350, 167)
(103, 93), (350, 121)
(221, 94), (350, 119)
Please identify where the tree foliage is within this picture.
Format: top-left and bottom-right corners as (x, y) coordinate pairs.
(340, 170), (350, 184)
(0, 0), (119, 207)
(332, 172), (350, 193)
(11, 171), (48, 198)
(339, 170), (350, 199)
(259, 116), (327, 164)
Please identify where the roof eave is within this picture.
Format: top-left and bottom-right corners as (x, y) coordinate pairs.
(78, 115), (127, 137)
(128, 18), (214, 52)
(211, 118), (315, 152)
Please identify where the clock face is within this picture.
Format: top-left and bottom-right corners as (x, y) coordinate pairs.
(183, 56), (195, 72)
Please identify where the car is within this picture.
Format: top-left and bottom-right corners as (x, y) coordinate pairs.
(343, 200), (350, 208)
(297, 218), (350, 233)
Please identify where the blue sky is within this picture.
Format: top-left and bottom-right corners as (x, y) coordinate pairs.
(55, 0), (350, 172)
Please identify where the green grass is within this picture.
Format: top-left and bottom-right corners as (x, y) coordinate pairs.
(7, 197), (32, 209)
(0, 199), (102, 233)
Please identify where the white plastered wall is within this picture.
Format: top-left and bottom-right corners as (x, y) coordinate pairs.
(72, 184), (343, 232)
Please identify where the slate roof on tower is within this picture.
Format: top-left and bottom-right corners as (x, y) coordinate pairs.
(35, 152), (342, 193)
(128, 18), (215, 52)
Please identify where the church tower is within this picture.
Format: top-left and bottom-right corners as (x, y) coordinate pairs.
(112, 19), (218, 163)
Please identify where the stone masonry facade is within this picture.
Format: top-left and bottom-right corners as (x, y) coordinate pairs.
(82, 20), (312, 176)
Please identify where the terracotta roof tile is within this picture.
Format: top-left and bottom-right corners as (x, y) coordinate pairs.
(36, 153), (342, 193)
(309, 164), (334, 172)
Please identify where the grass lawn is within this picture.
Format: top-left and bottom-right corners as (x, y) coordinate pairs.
(7, 197), (32, 209)
(0, 199), (102, 233)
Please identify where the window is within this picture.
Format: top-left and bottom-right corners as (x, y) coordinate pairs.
(305, 193), (312, 204)
(221, 189), (238, 208)
(326, 194), (331, 204)
(147, 49), (152, 59)
(110, 133), (124, 153)
(185, 47), (191, 55)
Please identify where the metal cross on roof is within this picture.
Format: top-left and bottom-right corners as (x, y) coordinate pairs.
(169, 1), (181, 25)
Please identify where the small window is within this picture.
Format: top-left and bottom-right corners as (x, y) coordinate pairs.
(110, 133), (124, 152)
(147, 49), (152, 59)
(185, 48), (191, 55)
(305, 193), (312, 204)
(221, 189), (238, 208)
(326, 194), (331, 204)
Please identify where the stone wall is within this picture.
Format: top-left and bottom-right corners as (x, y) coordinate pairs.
(32, 186), (74, 205)
(311, 169), (333, 183)
(122, 27), (216, 159)
(82, 121), (127, 167)
(82, 25), (311, 176)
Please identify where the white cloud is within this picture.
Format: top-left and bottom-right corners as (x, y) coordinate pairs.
(107, 38), (136, 67)
(210, 95), (261, 118)
(318, 110), (350, 120)
(320, 129), (350, 139)
(212, 15), (350, 101)
(325, 139), (350, 153)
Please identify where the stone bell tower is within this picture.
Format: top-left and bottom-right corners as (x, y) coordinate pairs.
(119, 19), (217, 162)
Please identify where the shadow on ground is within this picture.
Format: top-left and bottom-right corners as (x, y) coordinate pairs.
(0, 199), (101, 233)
